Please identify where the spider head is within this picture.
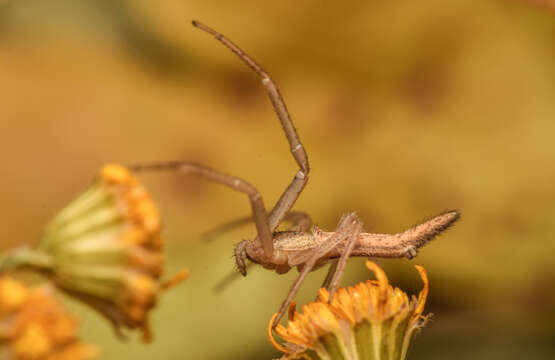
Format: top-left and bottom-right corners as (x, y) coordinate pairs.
(234, 240), (249, 276)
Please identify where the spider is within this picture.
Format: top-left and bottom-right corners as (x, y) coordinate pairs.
(131, 21), (460, 328)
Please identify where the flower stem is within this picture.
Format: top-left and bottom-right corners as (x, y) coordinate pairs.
(0, 247), (53, 272)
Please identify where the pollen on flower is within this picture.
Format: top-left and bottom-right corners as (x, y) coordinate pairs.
(0, 277), (98, 360)
(127, 274), (157, 304)
(133, 195), (160, 230)
(12, 323), (52, 359)
(269, 261), (430, 360)
(101, 164), (133, 184)
(102, 168), (162, 251)
(0, 276), (28, 313)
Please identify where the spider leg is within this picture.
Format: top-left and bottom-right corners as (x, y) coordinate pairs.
(271, 212), (360, 328)
(283, 211), (312, 232)
(192, 21), (310, 236)
(212, 262), (256, 293)
(321, 259), (338, 290)
(202, 211), (312, 243)
(201, 215), (254, 243)
(326, 215), (363, 302)
(130, 161), (274, 258)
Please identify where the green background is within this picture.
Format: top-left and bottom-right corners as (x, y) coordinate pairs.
(1, 1), (554, 359)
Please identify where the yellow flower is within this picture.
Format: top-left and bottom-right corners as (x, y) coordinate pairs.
(268, 261), (429, 360)
(0, 276), (98, 360)
(1, 165), (188, 342)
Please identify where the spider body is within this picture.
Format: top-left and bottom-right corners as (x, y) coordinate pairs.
(238, 209), (459, 276)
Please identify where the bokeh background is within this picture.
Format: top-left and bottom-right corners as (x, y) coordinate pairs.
(1, 1), (555, 359)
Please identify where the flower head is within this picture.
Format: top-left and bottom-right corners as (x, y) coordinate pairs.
(2, 165), (188, 342)
(268, 261), (429, 360)
(0, 276), (98, 360)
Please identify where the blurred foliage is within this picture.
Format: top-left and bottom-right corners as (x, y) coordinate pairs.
(0, 0), (554, 359)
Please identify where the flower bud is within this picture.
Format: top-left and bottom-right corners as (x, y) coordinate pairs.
(2, 165), (188, 342)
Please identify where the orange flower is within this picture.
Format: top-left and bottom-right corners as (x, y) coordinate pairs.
(0, 276), (98, 360)
(2, 165), (188, 342)
(268, 261), (429, 360)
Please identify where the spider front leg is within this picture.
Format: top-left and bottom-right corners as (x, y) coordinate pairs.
(192, 21), (310, 236)
(202, 211), (312, 242)
(130, 161), (274, 258)
(271, 212), (363, 328)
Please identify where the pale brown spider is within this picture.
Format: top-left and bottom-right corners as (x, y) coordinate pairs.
(131, 21), (460, 328)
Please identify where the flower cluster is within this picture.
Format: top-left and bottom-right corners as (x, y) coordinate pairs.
(268, 261), (429, 360)
(0, 276), (98, 360)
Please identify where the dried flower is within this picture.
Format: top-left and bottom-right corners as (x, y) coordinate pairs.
(268, 261), (429, 360)
(0, 276), (98, 360)
(1, 165), (188, 342)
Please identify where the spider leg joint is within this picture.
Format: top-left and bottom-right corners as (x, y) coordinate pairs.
(405, 246), (418, 259)
(292, 143), (303, 152)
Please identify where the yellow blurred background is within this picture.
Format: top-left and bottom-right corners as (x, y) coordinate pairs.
(1, 1), (554, 359)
